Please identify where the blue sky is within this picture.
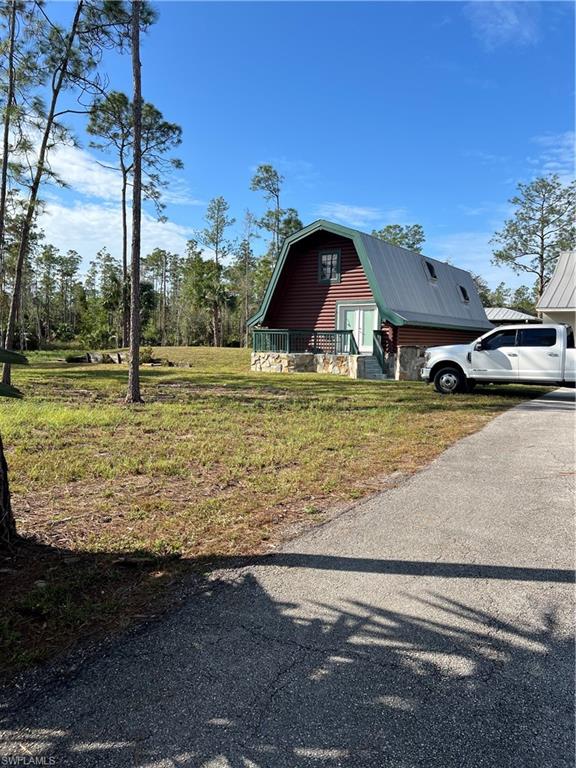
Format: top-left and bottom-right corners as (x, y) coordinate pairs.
(42, 1), (574, 289)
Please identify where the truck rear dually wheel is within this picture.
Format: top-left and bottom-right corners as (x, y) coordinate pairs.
(433, 366), (465, 395)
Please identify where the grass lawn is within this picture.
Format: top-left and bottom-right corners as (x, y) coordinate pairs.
(0, 346), (549, 672)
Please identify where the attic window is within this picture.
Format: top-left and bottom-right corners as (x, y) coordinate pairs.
(459, 285), (470, 302)
(424, 260), (437, 281)
(318, 249), (341, 284)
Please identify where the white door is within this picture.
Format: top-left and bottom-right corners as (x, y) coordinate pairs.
(470, 328), (519, 380)
(338, 304), (378, 354)
(516, 326), (563, 381)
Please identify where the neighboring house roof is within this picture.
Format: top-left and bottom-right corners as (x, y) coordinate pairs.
(485, 307), (539, 322)
(249, 220), (493, 330)
(537, 251), (576, 311)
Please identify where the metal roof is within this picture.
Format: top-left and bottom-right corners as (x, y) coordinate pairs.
(485, 307), (538, 322)
(357, 232), (493, 330)
(248, 220), (493, 330)
(537, 251), (576, 310)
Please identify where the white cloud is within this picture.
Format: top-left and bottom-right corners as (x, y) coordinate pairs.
(47, 144), (121, 202)
(44, 143), (202, 207)
(161, 177), (204, 207)
(529, 131), (575, 184)
(464, 1), (539, 50)
(314, 203), (410, 229)
(38, 200), (195, 271)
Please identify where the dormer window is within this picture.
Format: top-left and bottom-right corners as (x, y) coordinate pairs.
(318, 249), (341, 284)
(424, 260), (437, 281)
(459, 285), (470, 302)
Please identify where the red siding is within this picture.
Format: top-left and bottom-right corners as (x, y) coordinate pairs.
(265, 233), (373, 329)
(397, 326), (481, 347)
(381, 322), (481, 351)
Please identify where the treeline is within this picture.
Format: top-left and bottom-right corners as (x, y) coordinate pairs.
(0, 0), (302, 353)
(0, 234), (266, 350)
(0, 0), (303, 351)
(471, 277), (539, 315)
(0, 164), (302, 350)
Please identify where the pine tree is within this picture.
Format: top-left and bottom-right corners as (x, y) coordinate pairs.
(491, 175), (576, 298)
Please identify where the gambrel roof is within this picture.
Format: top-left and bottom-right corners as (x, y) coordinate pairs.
(537, 252), (576, 311)
(249, 220), (493, 331)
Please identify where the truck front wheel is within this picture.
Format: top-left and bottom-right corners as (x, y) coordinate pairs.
(433, 366), (465, 395)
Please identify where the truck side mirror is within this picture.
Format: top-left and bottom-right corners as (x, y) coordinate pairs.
(474, 341), (484, 351)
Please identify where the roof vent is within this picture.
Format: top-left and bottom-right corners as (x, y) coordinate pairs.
(459, 285), (470, 302)
(424, 260), (437, 280)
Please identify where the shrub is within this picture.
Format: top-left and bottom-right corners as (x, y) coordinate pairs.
(140, 346), (154, 364)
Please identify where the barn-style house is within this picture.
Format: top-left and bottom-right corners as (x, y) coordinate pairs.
(249, 220), (493, 380)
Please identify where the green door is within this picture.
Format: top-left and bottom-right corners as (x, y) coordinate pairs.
(360, 306), (377, 352)
(338, 304), (378, 354)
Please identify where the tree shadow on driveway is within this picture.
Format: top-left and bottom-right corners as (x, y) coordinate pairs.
(1, 554), (573, 768)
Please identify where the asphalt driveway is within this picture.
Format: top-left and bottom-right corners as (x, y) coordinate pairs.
(1, 389), (574, 767)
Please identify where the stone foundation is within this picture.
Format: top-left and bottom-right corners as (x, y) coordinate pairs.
(251, 352), (359, 377)
(251, 346), (426, 381)
(395, 345), (427, 381)
(349, 356), (377, 379)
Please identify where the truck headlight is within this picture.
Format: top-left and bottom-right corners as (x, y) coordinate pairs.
(424, 351), (431, 363)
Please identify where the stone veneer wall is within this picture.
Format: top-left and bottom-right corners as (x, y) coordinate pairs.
(251, 352), (361, 377)
(394, 346), (427, 381)
(251, 347), (425, 380)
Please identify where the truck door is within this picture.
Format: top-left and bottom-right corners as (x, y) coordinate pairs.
(516, 326), (563, 381)
(470, 328), (518, 381)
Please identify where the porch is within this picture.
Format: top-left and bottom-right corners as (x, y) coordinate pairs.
(251, 328), (397, 380)
(253, 329), (361, 355)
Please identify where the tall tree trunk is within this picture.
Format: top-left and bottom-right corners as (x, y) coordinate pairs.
(212, 303), (220, 347)
(60, 279), (65, 327)
(45, 294), (50, 344)
(161, 252), (167, 345)
(0, 433), (16, 551)
(126, 0), (143, 403)
(35, 298), (41, 350)
(0, 0), (17, 349)
(2, 0), (83, 385)
(244, 254), (249, 348)
(121, 167), (129, 346)
(19, 286), (25, 350)
(538, 213), (546, 299)
(274, 192), (280, 261)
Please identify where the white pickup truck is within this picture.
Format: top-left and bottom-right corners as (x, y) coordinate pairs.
(421, 324), (576, 394)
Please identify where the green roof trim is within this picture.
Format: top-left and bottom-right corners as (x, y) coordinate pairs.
(401, 320), (487, 332)
(247, 219), (407, 327)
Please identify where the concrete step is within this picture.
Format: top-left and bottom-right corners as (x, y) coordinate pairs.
(359, 355), (390, 380)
